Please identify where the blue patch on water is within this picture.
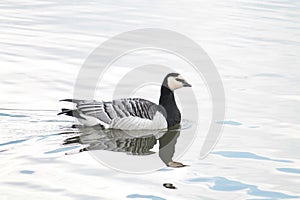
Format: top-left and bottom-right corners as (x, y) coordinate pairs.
(248, 125), (260, 128)
(187, 177), (298, 199)
(0, 139), (27, 147)
(0, 113), (28, 118)
(277, 168), (300, 175)
(157, 168), (174, 172)
(44, 146), (80, 154)
(212, 151), (292, 163)
(216, 120), (242, 126)
(248, 185), (297, 199)
(211, 177), (250, 191)
(20, 170), (35, 174)
(127, 194), (166, 200)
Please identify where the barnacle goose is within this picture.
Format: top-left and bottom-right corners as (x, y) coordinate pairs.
(58, 73), (192, 130)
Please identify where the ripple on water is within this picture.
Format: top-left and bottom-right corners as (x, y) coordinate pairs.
(187, 177), (299, 199)
(157, 168), (174, 172)
(126, 194), (166, 200)
(212, 151), (293, 163)
(44, 145), (80, 154)
(248, 125), (260, 128)
(0, 112), (28, 118)
(277, 168), (300, 175)
(216, 120), (242, 126)
(20, 170), (35, 174)
(254, 73), (284, 78)
(0, 139), (28, 147)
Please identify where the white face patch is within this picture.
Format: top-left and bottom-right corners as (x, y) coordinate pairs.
(167, 75), (185, 91)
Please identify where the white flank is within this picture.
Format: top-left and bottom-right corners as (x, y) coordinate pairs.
(110, 112), (167, 130)
(78, 113), (110, 128)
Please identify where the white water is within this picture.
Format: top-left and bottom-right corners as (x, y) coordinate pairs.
(1, 0), (300, 199)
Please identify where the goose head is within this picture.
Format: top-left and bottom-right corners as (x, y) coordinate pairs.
(163, 73), (192, 91)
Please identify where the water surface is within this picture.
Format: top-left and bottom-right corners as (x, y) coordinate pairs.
(1, 0), (300, 199)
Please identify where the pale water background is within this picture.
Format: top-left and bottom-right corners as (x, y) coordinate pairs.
(1, 0), (300, 199)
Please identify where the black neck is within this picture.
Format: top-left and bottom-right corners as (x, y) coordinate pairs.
(159, 86), (181, 127)
(159, 86), (174, 104)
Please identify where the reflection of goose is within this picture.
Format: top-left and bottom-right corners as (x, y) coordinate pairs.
(64, 128), (161, 155)
(58, 73), (191, 130)
(62, 126), (186, 167)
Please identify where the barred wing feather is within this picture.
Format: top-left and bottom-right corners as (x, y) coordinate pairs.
(75, 98), (167, 129)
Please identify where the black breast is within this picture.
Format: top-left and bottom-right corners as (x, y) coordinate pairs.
(159, 86), (181, 128)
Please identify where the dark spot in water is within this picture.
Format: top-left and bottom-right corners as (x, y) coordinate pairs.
(163, 183), (177, 189)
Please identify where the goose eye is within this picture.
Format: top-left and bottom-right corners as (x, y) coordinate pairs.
(175, 78), (185, 83)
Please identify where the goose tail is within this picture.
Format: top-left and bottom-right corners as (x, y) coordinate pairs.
(59, 99), (82, 104)
(57, 108), (86, 120)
